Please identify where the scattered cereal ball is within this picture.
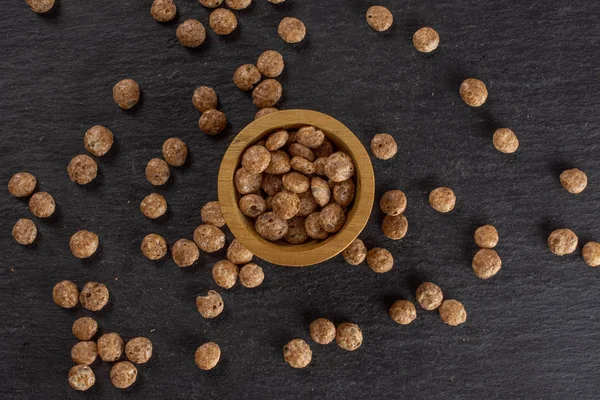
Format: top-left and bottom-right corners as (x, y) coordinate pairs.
(282, 172), (310, 193)
(242, 145), (272, 174)
(472, 249), (502, 279)
(172, 239), (200, 267)
(560, 168), (588, 194)
(177, 19), (207, 48)
(151, 0), (177, 22)
(68, 365), (95, 392)
(305, 212), (328, 239)
(233, 64), (262, 91)
(52, 280), (79, 309)
(213, 260), (239, 289)
(380, 190), (407, 216)
(289, 143), (316, 161)
(285, 216), (308, 244)
(235, 168), (263, 194)
(474, 225), (498, 249)
(460, 78), (488, 107)
(110, 361), (138, 389)
(146, 158), (170, 186)
(253, 79), (283, 108)
(201, 201), (226, 228)
(255, 107), (278, 120)
(12, 218), (37, 245)
(319, 203), (346, 233)
(371, 133), (397, 160)
(272, 190), (300, 220)
(227, 239), (253, 264)
(239, 263), (264, 288)
(284, 339), (312, 368)
(342, 238), (367, 265)
(125, 337), (153, 364)
(72, 317), (98, 341)
(335, 322), (362, 351)
(84, 126), (114, 157)
(333, 179), (355, 207)
(548, 228), (578, 256)
(413, 27), (440, 53)
(366, 247), (393, 273)
(8, 172), (36, 198)
(162, 137), (188, 167)
(309, 318), (335, 345)
(26, 0), (55, 13)
(325, 152), (354, 182)
(265, 150), (291, 174)
(382, 214), (408, 240)
(71, 341), (97, 365)
(296, 191), (318, 217)
(141, 233), (167, 260)
(199, 109), (227, 135)
(225, 0), (251, 9)
(67, 154), (97, 185)
(278, 17), (306, 43)
(70, 230), (99, 259)
(416, 282), (443, 310)
(493, 128), (519, 154)
(296, 126), (325, 149)
(198, 0), (223, 7)
(80, 282), (109, 311)
(366, 6), (393, 32)
(113, 79), (140, 110)
(140, 193), (167, 219)
(239, 194), (267, 218)
(193, 224), (226, 253)
(97, 333), (124, 362)
(291, 156), (315, 175)
(389, 300), (416, 325)
(195, 342), (221, 370)
(582, 242), (600, 267)
(210, 8), (237, 35)
(196, 290), (224, 318)
(266, 130), (289, 151)
(310, 177), (330, 207)
(257, 50), (284, 78)
(429, 187), (456, 213)
(256, 211), (288, 241)
(439, 300), (467, 326)
(29, 191), (56, 218)
(192, 86), (218, 112)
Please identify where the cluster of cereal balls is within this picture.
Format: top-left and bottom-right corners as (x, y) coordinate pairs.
(193, 86), (228, 136)
(233, 50), (285, 111)
(8, 171), (52, 245)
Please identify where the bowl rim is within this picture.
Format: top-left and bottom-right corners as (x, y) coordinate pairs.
(217, 109), (375, 267)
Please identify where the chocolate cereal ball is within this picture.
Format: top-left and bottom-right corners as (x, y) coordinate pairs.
(416, 282), (443, 310)
(439, 300), (467, 326)
(26, 0), (55, 13)
(474, 225), (498, 249)
(193, 224), (226, 253)
(380, 190), (407, 216)
(68, 365), (95, 391)
(311, 177), (331, 207)
(199, 109), (227, 135)
(8, 172), (36, 197)
(325, 152), (354, 182)
(382, 214), (408, 240)
(257, 50), (284, 78)
(309, 318), (335, 345)
(198, 0), (223, 7)
(70, 230), (99, 259)
(305, 212), (328, 239)
(225, 0), (251, 9)
(320, 203), (346, 233)
(97, 333), (124, 362)
(242, 145), (272, 174)
(210, 8), (237, 35)
(285, 216), (308, 244)
(413, 27), (440, 53)
(472, 249), (502, 279)
(278, 17), (306, 43)
(201, 201), (226, 227)
(71, 341), (97, 365)
(177, 19), (207, 48)
(315, 139), (334, 158)
(335, 322), (362, 351)
(582, 242), (600, 267)
(560, 168), (588, 194)
(366, 6), (393, 32)
(256, 211), (288, 241)
(172, 239), (199, 267)
(548, 228), (578, 256)
(253, 79), (283, 108)
(113, 79), (140, 110)
(272, 190), (300, 220)
(333, 179), (355, 207)
(342, 238), (367, 265)
(284, 339), (312, 368)
(296, 191), (317, 217)
(67, 154), (97, 185)
(297, 126), (325, 149)
(389, 300), (417, 325)
(262, 174), (283, 196)
(429, 187), (456, 213)
(266, 130), (289, 151)
(227, 239), (253, 264)
(151, 0), (177, 22)
(52, 280), (79, 309)
(141, 233), (167, 260)
(289, 143), (316, 162)
(291, 156), (315, 175)
(125, 337), (153, 364)
(255, 107), (278, 120)
(235, 168), (263, 194)
(12, 218), (37, 245)
(239, 194), (267, 218)
(80, 282), (109, 311)
(212, 260), (239, 289)
(162, 137), (188, 167)
(233, 64), (262, 91)
(72, 317), (98, 341)
(493, 128), (519, 154)
(193, 86), (218, 112)
(265, 150), (291, 174)
(29, 192), (55, 218)
(460, 78), (488, 107)
(196, 290), (224, 318)
(371, 133), (397, 160)
(146, 158), (170, 186)
(366, 247), (393, 273)
(195, 342), (221, 370)
(140, 193), (167, 219)
(110, 361), (138, 389)
(84, 125), (114, 157)
(239, 263), (264, 288)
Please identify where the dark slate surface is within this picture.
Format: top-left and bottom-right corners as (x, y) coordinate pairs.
(1, 0), (600, 399)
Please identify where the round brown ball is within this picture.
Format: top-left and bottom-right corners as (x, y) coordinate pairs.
(319, 203), (345, 233)
(416, 282), (443, 310)
(460, 78), (488, 107)
(282, 172), (310, 194)
(199, 109), (227, 135)
(493, 128), (519, 154)
(325, 152), (354, 182)
(389, 300), (417, 325)
(256, 211), (288, 241)
(209, 8), (237, 35)
(192, 86), (218, 112)
(342, 238), (367, 265)
(272, 190), (300, 220)
(97, 333), (124, 362)
(262, 173), (282, 196)
(151, 0), (177, 22)
(242, 145), (272, 174)
(439, 299), (467, 326)
(380, 190), (407, 216)
(413, 27), (440, 52)
(472, 249), (502, 279)
(68, 365), (95, 391)
(335, 322), (362, 351)
(305, 212), (329, 239)
(29, 191), (55, 218)
(309, 318), (335, 345)
(141, 233), (168, 260)
(125, 337), (153, 364)
(296, 126), (325, 149)
(257, 50), (284, 78)
(162, 137), (188, 167)
(283, 339), (312, 368)
(582, 242), (600, 267)
(266, 130), (289, 151)
(67, 154), (97, 185)
(255, 107), (278, 120)
(212, 260), (239, 289)
(253, 79), (283, 108)
(239, 194), (267, 218)
(201, 201), (226, 227)
(8, 171), (36, 197)
(72, 317), (98, 341)
(196, 290), (224, 318)
(371, 133), (397, 160)
(366, 247), (393, 273)
(291, 156), (315, 175)
(193, 224), (226, 253)
(198, 0), (223, 7)
(52, 280), (79, 309)
(84, 125), (114, 157)
(113, 79), (140, 110)
(110, 361), (138, 389)
(227, 239), (253, 264)
(80, 282), (109, 311)
(285, 216), (308, 244)
(548, 228), (578, 256)
(195, 342), (221, 370)
(560, 168), (587, 194)
(172, 239), (199, 267)
(146, 158), (170, 186)
(311, 177), (331, 207)
(297, 191), (318, 217)
(333, 179), (355, 207)
(382, 214), (408, 240)
(176, 19), (207, 48)
(70, 230), (99, 259)
(474, 225), (499, 249)
(278, 17), (306, 43)
(71, 341), (97, 366)
(233, 64), (262, 91)
(315, 139), (334, 158)
(366, 6), (393, 32)
(12, 218), (37, 245)
(265, 150), (291, 174)
(140, 193), (167, 219)
(429, 187), (456, 213)
(225, 0), (251, 9)
(26, 0), (55, 13)
(235, 168), (263, 194)
(239, 263), (264, 288)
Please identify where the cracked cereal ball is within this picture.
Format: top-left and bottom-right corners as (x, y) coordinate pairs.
(256, 211), (288, 241)
(297, 191), (317, 217)
(313, 157), (328, 176)
(146, 158), (170, 186)
(255, 107), (279, 120)
(199, 109), (227, 135)
(262, 174), (282, 195)
(429, 187), (456, 213)
(177, 19), (207, 48)
(201, 201), (226, 228)
(253, 79), (283, 109)
(70, 230), (99, 259)
(257, 50), (284, 78)
(285, 216), (308, 244)
(113, 79), (140, 110)
(439, 300), (467, 326)
(282, 172), (310, 193)
(52, 280), (79, 309)
(460, 78), (488, 107)
(309, 318), (335, 345)
(560, 168), (588, 194)
(305, 212), (328, 239)
(234, 64), (262, 91)
(366, 247), (393, 273)
(193, 224), (226, 253)
(72, 317), (98, 341)
(284, 339), (312, 368)
(493, 128), (519, 154)
(26, 0), (55, 13)
(548, 228), (578, 256)
(151, 0), (177, 22)
(336, 322), (362, 351)
(389, 300), (417, 325)
(315, 139), (334, 158)
(319, 203), (346, 233)
(416, 282), (443, 310)
(289, 143), (315, 162)
(227, 239), (253, 264)
(278, 17), (306, 43)
(474, 225), (498, 249)
(371, 133), (397, 160)
(239, 263), (264, 288)
(111, 361), (138, 389)
(333, 179), (355, 207)
(97, 333), (124, 362)
(342, 238), (367, 265)
(266, 130), (289, 151)
(12, 218), (37, 245)
(125, 337), (153, 364)
(272, 190), (300, 220)
(162, 137), (188, 167)
(196, 290), (224, 318)
(212, 260), (239, 289)
(413, 27), (440, 53)
(198, 0), (223, 7)
(141, 233), (167, 260)
(242, 145), (272, 174)
(68, 365), (95, 391)
(382, 214), (408, 240)
(172, 239), (199, 267)
(366, 6), (393, 32)
(296, 126), (325, 149)
(235, 168), (263, 194)
(290, 156), (315, 175)
(380, 190), (406, 216)
(8, 172), (36, 198)
(239, 194), (267, 218)
(210, 8), (237, 35)
(225, 0), (251, 9)
(140, 193), (167, 219)
(582, 242), (600, 267)
(325, 152), (354, 182)
(193, 86), (218, 112)
(195, 342), (221, 370)
(84, 125), (114, 157)
(80, 282), (109, 311)
(67, 154), (97, 185)
(71, 341), (97, 366)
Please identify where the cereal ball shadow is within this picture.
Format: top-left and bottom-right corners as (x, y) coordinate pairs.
(36, 1), (61, 19)
(182, 38), (212, 55)
(78, 168), (104, 194)
(548, 160), (571, 179)
(539, 217), (563, 247)
(216, 26), (242, 43)
(79, 243), (103, 265)
(119, 92), (144, 116)
(100, 137), (120, 165)
(40, 202), (64, 226)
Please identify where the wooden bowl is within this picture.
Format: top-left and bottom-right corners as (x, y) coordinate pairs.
(218, 109), (375, 267)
